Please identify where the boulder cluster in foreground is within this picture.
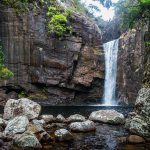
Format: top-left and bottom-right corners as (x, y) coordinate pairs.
(0, 89), (149, 149)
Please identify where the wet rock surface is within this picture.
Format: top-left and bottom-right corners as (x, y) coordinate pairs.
(89, 110), (125, 125)
(67, 114), (86, 123)
(13, 131), (42, 149)
(40, 115), (55, 123)
(4, 116), (29, 135)
(0, 99), (149, 150)
(54, 129), (73, 142)
(3, 98), (41, 120)
(69, 120), (96, 132)
(126, 88), (150, 138)
(56, 114), (66, 123)
(127, 135), (145, 144)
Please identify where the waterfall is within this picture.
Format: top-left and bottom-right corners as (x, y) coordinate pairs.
(103, 39), (119, 105)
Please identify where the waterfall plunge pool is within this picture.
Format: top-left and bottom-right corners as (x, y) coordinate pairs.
(1, 105), (150, 150)
(0, 105), (133, 117)
(41, 105), (133, 117)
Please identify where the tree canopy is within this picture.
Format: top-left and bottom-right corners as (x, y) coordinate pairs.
(115, 0), (150, 28)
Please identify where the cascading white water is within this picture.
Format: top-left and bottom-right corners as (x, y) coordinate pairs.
(103, 39), (119, 105)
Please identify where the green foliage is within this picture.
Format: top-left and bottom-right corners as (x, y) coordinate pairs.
(145, 41), (150, 47)
(1, 0), (43, 14)
(48, 14), (68, 37)
(46, 1), (73, 37)
(0, 65), (14, 80)
(47, 6), (58, 18)
(2, 0), (29, 14)
(115, 0), (150, 28)
(69, 0), (87, 14)
(0, 41), (14, 80)
(0, 44), (4, 65)
(18, 91), (26, 98)
(1, 0), (91, 37)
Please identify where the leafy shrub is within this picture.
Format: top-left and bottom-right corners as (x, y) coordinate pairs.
(46, 3), (72, 37)
(47, 14), (69, 37)
(0, 42), (14, 80)
(0, 65), (14, 80)
(18, 91), (26, 98)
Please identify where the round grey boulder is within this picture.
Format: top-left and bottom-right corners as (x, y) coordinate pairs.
(3, 98), (41, 120)
(67, 114), (86, 123)
(13, 131), (42, 149)
(56, 114), (66, 123)
(54, 129), (73, 141)
(89, 110), (125, 125)
(5, 116), (29, 135)
(40, 115), (55, 123)
(69, 120), (96, 132)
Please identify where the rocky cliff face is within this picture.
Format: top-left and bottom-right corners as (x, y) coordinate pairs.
(0, 7), (104, 105)
(117, 29), (145, 104)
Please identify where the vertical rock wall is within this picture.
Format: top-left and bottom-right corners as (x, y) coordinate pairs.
(117, 29), (145, 104)
(0, 7), (104, 105)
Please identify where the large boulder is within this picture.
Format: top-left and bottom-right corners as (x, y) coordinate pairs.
(5, 116), (29, 135)
(3, 98), (41, 120)
(13, 131), (42, 149)
(69, 120), (96, 132)
(126, 88), (150, 138)
(127, 135), (145, 144)
(56, 114), (66, 123)
(89, 110), (125, 125)
(67, 114), (86, 123)
(40, 115), (55, 123)
(54, 129), (73, 141)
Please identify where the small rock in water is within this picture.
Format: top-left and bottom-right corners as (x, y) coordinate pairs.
(67, 114), (86, 123)
(128, 135), (145, 144)
(89, 110), (125, 125)
(54, 129), (73, 141)
(56, 114), (66, 123)
(4, 116), (29, 135)
(3, 98), (41, 120)
(32, 119), (45, 126)
(40, 115), (55, 123)
(13, 131), (42, 149)
(69, 120), (96, 132)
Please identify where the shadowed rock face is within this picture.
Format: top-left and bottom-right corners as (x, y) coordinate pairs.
(117, 29), (145, 105)
(0, 7), (104, 105)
